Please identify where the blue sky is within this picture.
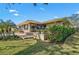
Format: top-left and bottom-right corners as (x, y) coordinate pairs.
(0, 3), (79, 24)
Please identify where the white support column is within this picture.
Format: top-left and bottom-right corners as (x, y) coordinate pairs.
(28, 24), (31, 32)
(40, 32), (45, 41)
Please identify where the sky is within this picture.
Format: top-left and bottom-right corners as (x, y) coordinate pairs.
(0, 3), (79, 24)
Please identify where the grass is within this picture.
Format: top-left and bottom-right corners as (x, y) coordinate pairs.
(15, 39), (79, 55)
(0, 31), (79, 55)
(0, 39), (79, 55)
(0, 39), (36, 55)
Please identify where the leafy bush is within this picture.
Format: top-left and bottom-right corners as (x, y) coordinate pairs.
(47, 25), (75, 43)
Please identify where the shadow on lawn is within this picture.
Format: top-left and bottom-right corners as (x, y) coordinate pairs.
(15, 41), (73, 55)
(14, 40), (64, 55)
(14, 40), (50, 55)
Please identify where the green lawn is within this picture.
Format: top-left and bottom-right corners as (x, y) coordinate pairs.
(0, 32), (79, 55)
(14, 40), (79, 55)
(0, 39), (37, 55)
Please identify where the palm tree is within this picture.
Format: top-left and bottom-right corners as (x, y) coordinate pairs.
(0, 19), (6, 39)
(0, 19), (16, 40)
(4, 20), (16, 36)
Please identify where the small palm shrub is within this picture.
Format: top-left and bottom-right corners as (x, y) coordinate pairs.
(47, 25), (75, 43)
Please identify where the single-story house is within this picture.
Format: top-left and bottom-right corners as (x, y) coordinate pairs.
(15, 18), (72, 40)
(17, 19), (68, 33)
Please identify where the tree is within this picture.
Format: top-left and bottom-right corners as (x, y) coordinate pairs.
(5, 20), (16, 36)
(47, 25), (75, 43)
(0, 19), (16, 40)
(0, 19), (6, 39)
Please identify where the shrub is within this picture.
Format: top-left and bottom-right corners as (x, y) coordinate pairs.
(47, 25), (75, 43)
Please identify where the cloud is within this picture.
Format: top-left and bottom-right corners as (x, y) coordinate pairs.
(39, 7), (45, 11)
(9, 9), (17, 13)
(13, 13), (19, 16)
(9, 9), (20, 16)
(75, 11), (79, 14)
(53, 16), (59, 19)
